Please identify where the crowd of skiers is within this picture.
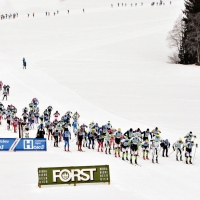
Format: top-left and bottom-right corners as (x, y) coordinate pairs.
(45, 10), (59, 16)
(111, 1), (171, 7)
(1, 1), (173, 22)
(0, 80), (198, 165)
(0, 89), (198, 165)
(1, 13), (18, 20)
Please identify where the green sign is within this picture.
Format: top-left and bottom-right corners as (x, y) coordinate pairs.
(38, 165), (110, 187)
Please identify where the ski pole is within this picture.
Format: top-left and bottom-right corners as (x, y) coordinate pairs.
(71, 136), (77, 142)
(168, 149), (175, 156)
(193, 144), (198, 163)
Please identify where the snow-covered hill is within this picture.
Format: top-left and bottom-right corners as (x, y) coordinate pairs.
(0, 0), (199, 199)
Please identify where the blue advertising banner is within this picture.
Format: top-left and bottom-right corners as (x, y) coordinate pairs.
(15, 138), (47, 151)
(0, 138), (47, 151)
(0, 138), (16, 151)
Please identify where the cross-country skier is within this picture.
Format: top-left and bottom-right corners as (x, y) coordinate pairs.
(124, 128), (134, 139)
(72, 119), (78, 134)
(73, 111), (80, 120)
(23, 58), (26, 69)
(47, 123), (54, 140)
(39, 115), (44, 124)
(88, 129), (97, 149)
(142, 128), (152, 141)
(151, 127), (161, 137)
(6, 85), (10, 95)
(34, 111), (39, 124)
(52, 130), (59, 147)
(3, 84), (7, 90)
(32, 98), (39, 106)
(47, 105), (53, 117)
(184, 131), (196, 142)
(77, 127), (86, 151)
(24, 123), (30, 138)
(134, 128), (142, 139)
(55, 123), (63, 142)
(142, 139), (150, 160)
(114, 128), (123, 157)
(173, 138), (184, 161)
(22, 107), (28, 113)
(105, 121), (112, 130)
(6, 114), (12, 130)
(29, 102), (34, 111)
(121, 138), (130, 161)
(22, 112), (28, 122)
(110, 128), (116, 149)
(130, 135), (141, 164)
(161, 139), (170, 157)
(104, 129), (113, 154)
(53, 111), (60, 120)
(89, 121), (95, 131)
(184, 140), (197, 164)
(96, 131), (105, 152)
(62, 127), (71, 151)
(37, 123), (45, 138)
(12, 118), (18, 133)
(45, 120), (51, 131)
(2, 89), (8, 100)
(151, 133), (163, 163)
(82, 130), (88, 147)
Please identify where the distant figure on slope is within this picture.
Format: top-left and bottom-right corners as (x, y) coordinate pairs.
(23, 58), (26, 69)
(83, 9), (85, 13)
(2, 89), (8, 101)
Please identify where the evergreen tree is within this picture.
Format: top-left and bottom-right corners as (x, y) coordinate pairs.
(180, 0), (200, 64)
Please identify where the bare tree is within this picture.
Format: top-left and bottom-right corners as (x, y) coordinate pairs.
(168, 51), (180, 64)
(166, 15), (184, 63)
(187, 13), (200, 64)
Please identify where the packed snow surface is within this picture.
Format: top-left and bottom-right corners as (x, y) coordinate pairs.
(0, 0), (199, 199)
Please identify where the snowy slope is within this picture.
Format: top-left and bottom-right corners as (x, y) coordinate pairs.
(0, 0), (200, 199)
